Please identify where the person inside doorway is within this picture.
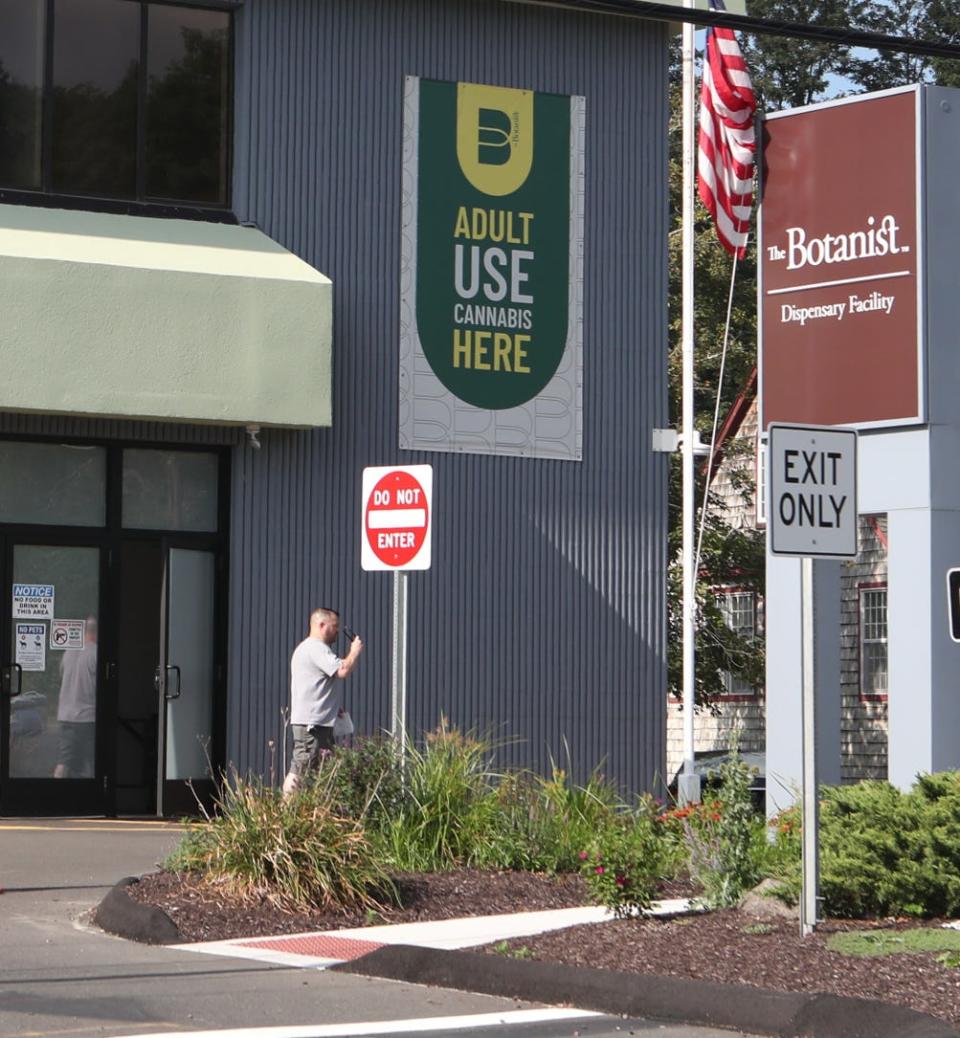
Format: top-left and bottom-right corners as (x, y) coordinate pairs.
(282, 607), (362, 796)
(53, 616), (97, 779)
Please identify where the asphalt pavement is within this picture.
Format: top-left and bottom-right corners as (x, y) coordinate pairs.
(0, 817), (950, 1038)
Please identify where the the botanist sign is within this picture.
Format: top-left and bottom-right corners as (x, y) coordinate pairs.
(399, 76), (584, 459)
(759, 87), (923, 429)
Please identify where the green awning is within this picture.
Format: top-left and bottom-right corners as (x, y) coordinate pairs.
(0, 204), (332, 428)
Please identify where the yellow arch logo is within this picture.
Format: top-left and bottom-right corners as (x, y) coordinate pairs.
(456, 83), (533, 197)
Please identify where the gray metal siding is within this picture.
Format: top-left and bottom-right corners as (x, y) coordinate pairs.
(226, 0), (670, 792)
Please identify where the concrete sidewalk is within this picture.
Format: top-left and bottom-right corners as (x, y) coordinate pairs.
(169, 900), (694, 970)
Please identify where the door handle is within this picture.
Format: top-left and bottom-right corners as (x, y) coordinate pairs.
(2, 663), (23, 699)
(164, 664), (182, 701)
(1, 663), (22, 700)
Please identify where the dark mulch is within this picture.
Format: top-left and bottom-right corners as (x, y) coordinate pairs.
(489, 910), (960, 1031)
(129, 869), (960, 1031)
(128, 867), (593, 943)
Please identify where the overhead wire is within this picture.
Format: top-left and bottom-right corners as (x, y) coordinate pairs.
(512, 0), (960, 59)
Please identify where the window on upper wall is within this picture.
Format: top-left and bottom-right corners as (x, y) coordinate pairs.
(717, 589), (758, 698)
(860, 584), (888, 699)
(0, 0), (231, 210)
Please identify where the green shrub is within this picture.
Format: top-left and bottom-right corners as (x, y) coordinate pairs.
(166, 764), (394, 913)
(580, 816), (664, 917)
(332, 735), (404, 832)
(773, 773), (960, 919)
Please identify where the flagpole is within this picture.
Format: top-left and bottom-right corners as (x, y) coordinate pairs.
(679, 1), (701, 807)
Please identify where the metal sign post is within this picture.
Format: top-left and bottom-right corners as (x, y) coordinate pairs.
(800, 556), (817, 936)
(390, 570), (408, 749)
(361, 464), (433, 752)
(768, 424), (858, 936)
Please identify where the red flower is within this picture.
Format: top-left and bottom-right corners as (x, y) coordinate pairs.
(595, 865), (605, 875)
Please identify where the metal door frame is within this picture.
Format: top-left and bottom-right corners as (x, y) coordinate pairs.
(154, 537), (225, 818)
(0, 435), (230, 817)
(0, 531), (108, 816)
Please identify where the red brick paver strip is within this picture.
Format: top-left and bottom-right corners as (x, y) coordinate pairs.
(237, 934), (384, 961)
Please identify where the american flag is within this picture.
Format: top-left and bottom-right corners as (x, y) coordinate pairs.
(697, 0), (757, 258)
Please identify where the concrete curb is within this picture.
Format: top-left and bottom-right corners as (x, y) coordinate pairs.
(332, 944), (959, 1038)
(94, 877), (182, 945)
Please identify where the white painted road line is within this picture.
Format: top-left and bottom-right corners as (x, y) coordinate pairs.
(108, 1007), (604, 1038)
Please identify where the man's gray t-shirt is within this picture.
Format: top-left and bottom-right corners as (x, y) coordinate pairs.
(289, 637), (343, 726)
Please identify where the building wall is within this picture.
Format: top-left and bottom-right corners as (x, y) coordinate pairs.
(225, 0), (672, 791)
(840, 515), (888, 781)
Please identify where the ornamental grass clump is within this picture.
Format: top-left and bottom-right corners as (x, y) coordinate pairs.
(166, 763), (395, 914)
(486, 762), (629, 874)
(382, 719), (503, 871)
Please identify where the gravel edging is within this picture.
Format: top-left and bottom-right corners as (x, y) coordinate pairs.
(333, 944), (959, 1038)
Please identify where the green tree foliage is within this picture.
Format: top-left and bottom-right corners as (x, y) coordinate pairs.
(741, 0), (863, 109)
(666, 74), (764, 706)
(841, 0), (960, 92)
(666, 0), (960, 707)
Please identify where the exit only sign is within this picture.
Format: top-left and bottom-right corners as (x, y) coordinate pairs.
(767, 423), (858, 559)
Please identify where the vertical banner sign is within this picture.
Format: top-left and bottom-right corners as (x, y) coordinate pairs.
(760, 88), (922, 429)
(399, 77), (585, 459)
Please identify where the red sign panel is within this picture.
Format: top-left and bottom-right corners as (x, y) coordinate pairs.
(364, 469), (430, 569)
(760, 89), (921, 429)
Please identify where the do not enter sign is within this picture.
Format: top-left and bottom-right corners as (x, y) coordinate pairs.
(361, 465), (433, 571)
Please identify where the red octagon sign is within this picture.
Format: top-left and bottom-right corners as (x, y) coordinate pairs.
(363, 468), (431, 569)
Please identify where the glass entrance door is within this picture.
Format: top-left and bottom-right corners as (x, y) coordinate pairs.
(0, 541), (104, 815)
(0, 439), (226, 817)
(157, 546), (216, 817)
(115, 541), (218, 817)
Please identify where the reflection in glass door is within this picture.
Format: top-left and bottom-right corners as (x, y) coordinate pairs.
(157, 547), (216, 817)
(2, 543), (102, 814)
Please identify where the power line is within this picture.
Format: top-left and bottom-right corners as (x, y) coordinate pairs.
(514, 0), (960, 59)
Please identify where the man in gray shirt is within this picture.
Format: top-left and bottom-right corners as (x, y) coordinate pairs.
(282, 607), (363, 795)
(54, 616), (97, 779)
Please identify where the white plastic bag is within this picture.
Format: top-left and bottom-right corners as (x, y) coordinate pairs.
(333, 709), (354, 740)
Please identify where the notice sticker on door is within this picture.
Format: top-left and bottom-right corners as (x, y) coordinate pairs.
(15, 623), (46, 672)
(50, 618), (85, 651)
(12, 583), (54, 619)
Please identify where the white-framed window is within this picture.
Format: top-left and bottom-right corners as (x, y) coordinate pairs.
(860, 584), (888, 698)
(717, 589), (757, 697)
